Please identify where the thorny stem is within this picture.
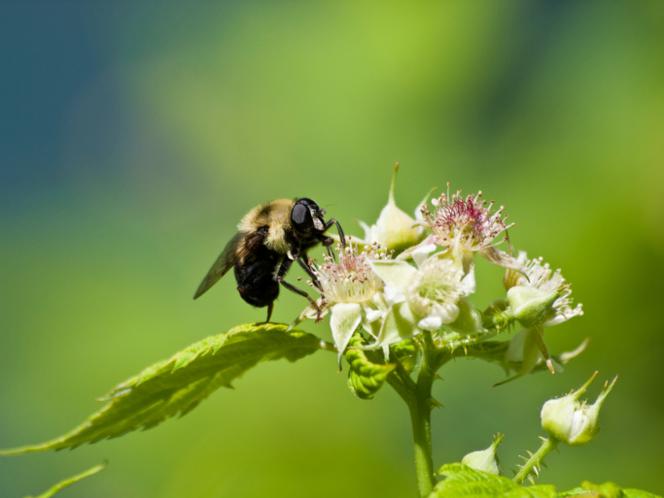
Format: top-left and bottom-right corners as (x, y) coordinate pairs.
(513, 437), (557, 485)
(323, 331), (443, 497)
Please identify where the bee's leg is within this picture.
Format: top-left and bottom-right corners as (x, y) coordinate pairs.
(320, 236), (335, 259)
(323, 218), (346, 247)
(276, 258), (322, 320)
(297, 255), (322, 291)
(264, 301), (274, 323)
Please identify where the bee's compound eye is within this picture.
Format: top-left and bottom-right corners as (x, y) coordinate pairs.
(291, 203), (310, 226)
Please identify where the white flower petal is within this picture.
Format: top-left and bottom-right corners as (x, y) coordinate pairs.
(365, 307), (383, 323)
(397, 301), (417, 324)
(411, 242), (438, 267)
(418, 315), (443, 331)
(384, 286), (406, 304)
(460, 265), (476, 295)
(370, 260), (417, 290)
(358, 220), (375, 242)
(431, 302), (460, 324)
(377, 309), (402, 355)
(375, 303), (419, 358)
(330, 303), (362, 356)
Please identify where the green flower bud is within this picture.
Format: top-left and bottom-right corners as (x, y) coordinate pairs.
(461, 433), (503, 475)
(505, 254), (583, 328)
(507, 285), (558, 328)
(540, 372), (617, 445)
(359, 163), (424, 254)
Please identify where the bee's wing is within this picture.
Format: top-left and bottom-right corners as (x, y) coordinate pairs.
(193, 232), (243, 299)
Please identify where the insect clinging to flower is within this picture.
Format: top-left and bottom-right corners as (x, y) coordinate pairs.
(194, 197), (345, 322)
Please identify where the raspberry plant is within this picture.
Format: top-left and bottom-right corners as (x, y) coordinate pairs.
(2, 167), (659, 498)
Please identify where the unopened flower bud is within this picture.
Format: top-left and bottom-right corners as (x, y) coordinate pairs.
(506, 254), (583, 328)
(540, 372), (617, 445)
(359, 164), (424, 253)
(507, 285), (558, 328)
(461, 433), (503, 475)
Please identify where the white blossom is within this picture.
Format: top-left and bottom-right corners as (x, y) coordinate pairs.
(419, 187), (514, 268)
(507, 252), (583, 328)
(312, 242), (386, 357)
(370, 253), (470, 348)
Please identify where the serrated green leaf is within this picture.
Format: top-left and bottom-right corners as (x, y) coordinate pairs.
(566, 481), (622, 498)
(1, 323), (321, 455)
(345, 336), (395, 400)
(559, 482), (662, 498)
(430, 463), (556, 498)
(433, 466), (662, 498)
(26, 462), (106, 498)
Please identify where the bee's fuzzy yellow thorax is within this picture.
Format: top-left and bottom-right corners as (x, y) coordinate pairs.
(238, 198), (294, 254)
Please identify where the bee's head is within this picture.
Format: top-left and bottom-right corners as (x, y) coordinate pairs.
(291, 198), (326, 238)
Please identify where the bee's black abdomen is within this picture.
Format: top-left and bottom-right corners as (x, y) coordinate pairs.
(234, 247), (280, 308)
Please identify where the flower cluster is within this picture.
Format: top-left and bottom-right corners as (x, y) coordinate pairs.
(301, 169), (584, 367)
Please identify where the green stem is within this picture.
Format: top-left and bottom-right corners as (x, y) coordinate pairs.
(408, 382), (435, 497)
(400, 332), (438, 498)
(513, 437), (557, 485)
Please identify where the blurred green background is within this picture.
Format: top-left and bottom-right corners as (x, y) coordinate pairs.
(1, 1), (663, 497)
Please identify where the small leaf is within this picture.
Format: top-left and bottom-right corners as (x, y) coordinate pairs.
(1, 323), (321, 455)
(345, 336), (395, 400)
(26, 462), (106, 498)
(430, 463), (556, 498)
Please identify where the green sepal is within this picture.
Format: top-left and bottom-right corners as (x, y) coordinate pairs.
(345, 335), (396, 400)
(1, 323), (321, 455)
(482, 299), (515, 332)
(446, 339), (587, 386)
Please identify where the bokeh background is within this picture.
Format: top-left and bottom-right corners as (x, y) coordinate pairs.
(1, 1), (663, 497)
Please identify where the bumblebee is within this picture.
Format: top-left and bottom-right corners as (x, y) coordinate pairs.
(194, 198), (344, 321)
